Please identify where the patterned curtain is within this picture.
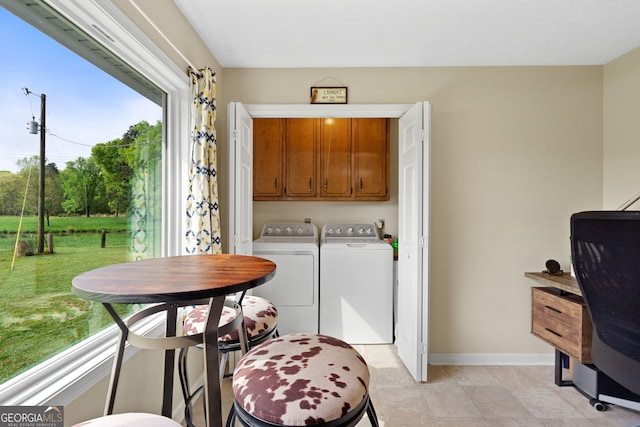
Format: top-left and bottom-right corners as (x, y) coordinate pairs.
(185, 67), (222, 254)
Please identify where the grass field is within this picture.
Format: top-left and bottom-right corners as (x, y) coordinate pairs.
(0, 215), (129, 234)
(0, 216), (135, 382)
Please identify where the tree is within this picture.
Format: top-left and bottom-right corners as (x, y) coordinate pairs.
(124, 120), (163, 214)
(0, 171), (22, 216)
(15, 156), (40, 216)
(122, 121), (163, 168)
(92, 139), (132, 216)
(44, 163), (65, 223)
(91, 120), (163, 217)
(61, 157), (103, 217)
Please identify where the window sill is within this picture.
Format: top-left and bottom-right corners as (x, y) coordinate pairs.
(0, 312), (165, 406)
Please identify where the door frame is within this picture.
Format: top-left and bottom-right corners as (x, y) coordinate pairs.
(238, 103), (429, 380)
(245, 104), (411, 119)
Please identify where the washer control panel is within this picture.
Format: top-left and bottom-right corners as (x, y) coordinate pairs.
(322, 223), (379, 239)
(261, 223), (317, 237)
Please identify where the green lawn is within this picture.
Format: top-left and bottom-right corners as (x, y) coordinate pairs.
(0, 215), (128, 234)
(0, 216), (136, 382)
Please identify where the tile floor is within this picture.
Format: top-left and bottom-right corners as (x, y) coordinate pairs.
(185, 345), (640, 427)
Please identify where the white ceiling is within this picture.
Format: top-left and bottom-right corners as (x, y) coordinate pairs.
(175, 0), (640, 68)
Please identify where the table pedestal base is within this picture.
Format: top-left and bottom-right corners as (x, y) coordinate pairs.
(102, 297), (224, 427)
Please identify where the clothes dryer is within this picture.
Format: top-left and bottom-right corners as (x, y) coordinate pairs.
(252, 223), (319, 335)
(320, 223), (393, 344)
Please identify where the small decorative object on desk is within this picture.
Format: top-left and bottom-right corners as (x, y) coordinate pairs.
(544, 259), (563, 276)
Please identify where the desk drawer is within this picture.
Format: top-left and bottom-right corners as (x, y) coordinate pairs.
(531, 287), (592, 363)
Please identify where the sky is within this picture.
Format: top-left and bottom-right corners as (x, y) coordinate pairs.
(0, 7), (162, 173)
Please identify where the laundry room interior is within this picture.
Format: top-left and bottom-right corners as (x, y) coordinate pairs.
(249, 115), (402, 344)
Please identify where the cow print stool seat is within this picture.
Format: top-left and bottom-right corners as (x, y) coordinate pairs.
(227, 333), (379, 427)
(180, 295), (279, 427)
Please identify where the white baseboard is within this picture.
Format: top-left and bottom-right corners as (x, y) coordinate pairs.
(429, 353), (555, 366)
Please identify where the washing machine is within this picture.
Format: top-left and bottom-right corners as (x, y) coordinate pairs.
(252, 223), (319, 335)
(320, 223), (393, 344)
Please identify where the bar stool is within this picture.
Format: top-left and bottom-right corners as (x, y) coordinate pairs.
(227, 333), (379, 427)
(71, 412), (181, 426)
(179, 295), (279, 426)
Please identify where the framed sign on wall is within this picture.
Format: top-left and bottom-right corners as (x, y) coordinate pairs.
(310, 87), (348, 104)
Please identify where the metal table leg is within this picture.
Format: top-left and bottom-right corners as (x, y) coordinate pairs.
(162, 304), (177, 417)
(203, 297), (225, 427)
(101, 299), (224, 424)
(102, 303), (128, 416)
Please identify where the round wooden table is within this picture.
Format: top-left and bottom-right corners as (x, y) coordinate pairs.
(72, 254), (276, 427)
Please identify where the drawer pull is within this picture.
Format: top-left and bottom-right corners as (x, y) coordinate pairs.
(545, 305), (562, 314)
(545, 328), (562, 337)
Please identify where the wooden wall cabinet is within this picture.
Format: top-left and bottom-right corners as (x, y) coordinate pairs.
(253, 118), (389, 201)
(284, 118), (317, 198)
(253, 118), (284, 199)
(320, 118), (352, 199)
(353, 118), (390, 200)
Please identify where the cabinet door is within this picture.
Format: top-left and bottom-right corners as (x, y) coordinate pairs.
(285, 118), (317, 198)
(253, 118), (284, 200)
(320, 118), (352, 199)
(354, 118), (390, 200)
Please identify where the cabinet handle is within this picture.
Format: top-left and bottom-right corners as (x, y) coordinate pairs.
(545, 328), (562, 337)
(309, 177), (312, 189)
(360, 178), (363, 189)
(325, 179), (328, 190)
(544, 305), (562, 314)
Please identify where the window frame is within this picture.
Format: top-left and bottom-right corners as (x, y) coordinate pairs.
(45, 0), (189, 257)
(0, 0), (189, 405)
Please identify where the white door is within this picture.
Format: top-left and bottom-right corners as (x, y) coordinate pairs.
(397, 101), (430, 382)
(227, 102), (253, 255)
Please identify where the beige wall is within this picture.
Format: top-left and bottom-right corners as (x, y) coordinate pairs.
(112, 0), (619, 356)
(603, 47), (640, 209)
(224, 66), (604, 354)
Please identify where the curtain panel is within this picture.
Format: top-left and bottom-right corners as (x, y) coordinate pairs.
(185, 67), (222, 254)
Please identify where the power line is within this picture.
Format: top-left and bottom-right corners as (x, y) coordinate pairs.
(46, 130), (161, 148)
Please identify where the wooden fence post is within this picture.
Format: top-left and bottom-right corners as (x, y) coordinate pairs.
(47, 233), (54, 253)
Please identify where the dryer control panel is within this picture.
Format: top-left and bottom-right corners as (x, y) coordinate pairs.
(261, 223), (317, 238)
(322, 223), (379, 240)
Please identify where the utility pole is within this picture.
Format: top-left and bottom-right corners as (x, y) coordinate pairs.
(23, 88), (46, 254)
(38, 93), (46, 254)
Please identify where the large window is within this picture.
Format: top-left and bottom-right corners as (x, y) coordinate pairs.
(0, 1), (165, 384)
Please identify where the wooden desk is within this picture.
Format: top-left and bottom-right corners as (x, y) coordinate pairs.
(525, 272), (593, 387)
(73, 254), (276, 427)
(524, 272), (581, 296)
